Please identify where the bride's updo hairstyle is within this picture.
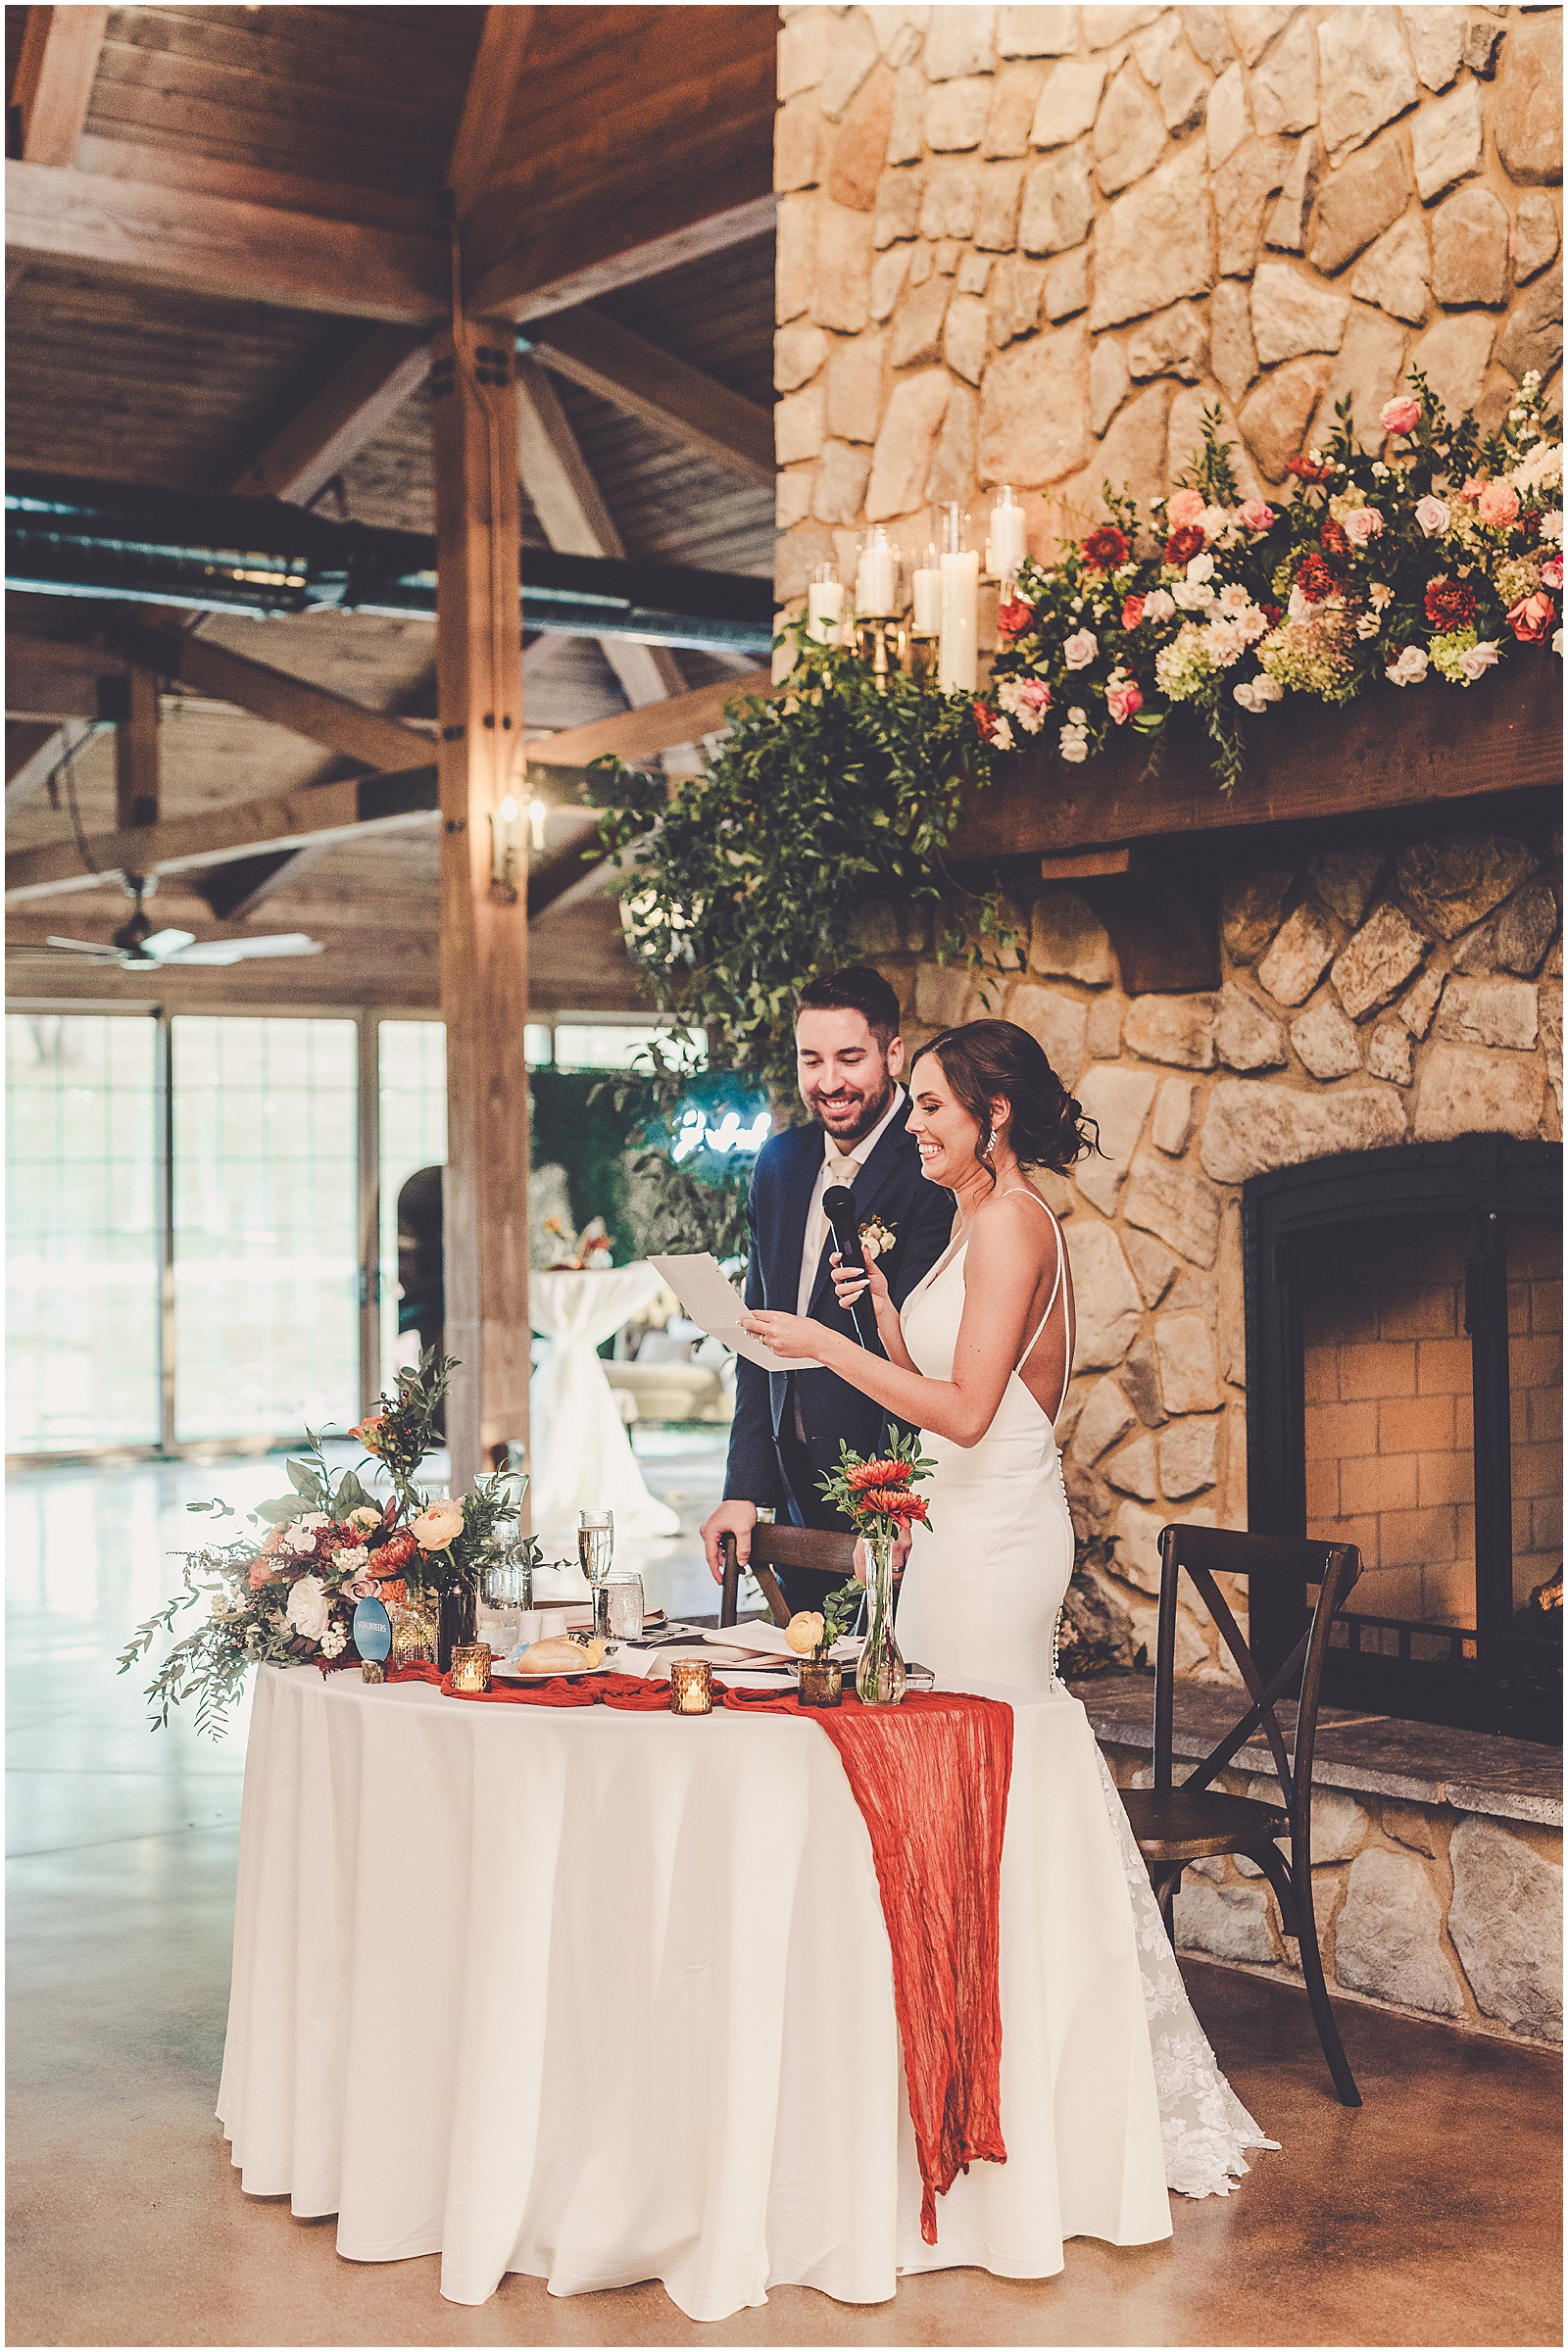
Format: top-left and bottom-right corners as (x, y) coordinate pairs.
(911, 1019), (1100, 1177)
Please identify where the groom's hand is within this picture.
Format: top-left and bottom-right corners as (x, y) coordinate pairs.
(701, 1498), (758, 1585)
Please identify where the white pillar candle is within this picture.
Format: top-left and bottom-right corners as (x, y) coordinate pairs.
(856, 535), (898, 617)
(939, 550), (980, 693)
(912, 566), (942, 635)
(987, 493), (1027, 579)
(807, 579), (845, 643)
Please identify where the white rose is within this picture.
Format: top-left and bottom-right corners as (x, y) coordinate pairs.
(1415, 496), (1450, 537)
(283, 1522), (318, 1556)
(1059, 736), (1089, 763)
(1063, 628), (1098, 669)
(1387, 646), (1429, 686)
(1233, 681), (1260, 711)
(286, 1574), (330, 1642)
(1255, 674), (1283, 703)
(1173, 579), (1216, 610)
(1186, 552), (1215, 584)
(1457, 641), (1500, 681)
(1143, 589), (1176, 623)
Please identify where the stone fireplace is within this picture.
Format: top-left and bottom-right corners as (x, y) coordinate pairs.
(1246, 1136), (1560, 1740)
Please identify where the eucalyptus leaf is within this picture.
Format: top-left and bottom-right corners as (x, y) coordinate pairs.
(285, 1458), (322, 1499)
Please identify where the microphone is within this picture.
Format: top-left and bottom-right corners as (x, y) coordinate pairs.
(822, 1184), (884, 1356)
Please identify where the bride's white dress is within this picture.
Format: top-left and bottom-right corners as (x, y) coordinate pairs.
(895, 1195), (1275, 2201)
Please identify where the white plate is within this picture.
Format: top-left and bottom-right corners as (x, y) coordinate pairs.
(493, 1657), (610, 1683)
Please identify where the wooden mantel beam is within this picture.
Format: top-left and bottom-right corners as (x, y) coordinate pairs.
(949, 664), (1563, 864)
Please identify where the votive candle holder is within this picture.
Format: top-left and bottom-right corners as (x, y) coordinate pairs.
(669, 1657), (713, 1715)
(451, 1642), (492, 1693)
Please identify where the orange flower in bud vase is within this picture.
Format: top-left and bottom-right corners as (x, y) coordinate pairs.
(349, 1412), (388, 1455)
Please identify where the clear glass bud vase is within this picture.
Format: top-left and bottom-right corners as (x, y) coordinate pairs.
(856, 1530), (906, 1706)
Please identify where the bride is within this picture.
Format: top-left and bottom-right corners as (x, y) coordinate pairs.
(742, 1016), (1273, 2201)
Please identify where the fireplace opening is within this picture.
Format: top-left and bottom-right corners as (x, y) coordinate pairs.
(1246, 1138), (1561, 1743)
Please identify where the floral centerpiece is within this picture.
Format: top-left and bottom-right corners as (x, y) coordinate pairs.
(119, 1353), (537, 1736)
(979, 370), (1562, 791)
(817, 1431), (935, 1707)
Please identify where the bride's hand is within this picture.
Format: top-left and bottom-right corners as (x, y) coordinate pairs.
(830, 1244), (891, 1318)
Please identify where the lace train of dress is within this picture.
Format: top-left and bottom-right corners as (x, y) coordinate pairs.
(895, 1200), (1275, 2202)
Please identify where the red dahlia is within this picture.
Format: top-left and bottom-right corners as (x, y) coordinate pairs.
(371, 1528), (417, 1574)
(855, 1490), (930, 1523)
(1164, 524), (1205, 565)
(1083, 525), (1130, 572)
(1424, 574), (1478, 632)
(846, 1458), (911, 1491)
(1320, 517), (1350, 558)
(1295, 552), (1338, 605)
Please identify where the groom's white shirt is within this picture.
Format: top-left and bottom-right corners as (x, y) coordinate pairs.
(794, 1084), (907, 1323)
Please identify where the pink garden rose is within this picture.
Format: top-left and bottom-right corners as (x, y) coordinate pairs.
(1414, 496), (1450, 537)
(1063, 627), (1099, 669)
(1508, 591), (1556, 643)
(1380, 395), (1422, 437)
(1011, 677), (1052, 723)
(1165, 488), (1206, 529)
(1105, 678), (1144, 724)
(1543, 554), (1563, 591)
(1236, 499), (1275, 533)
(1343, 507), (1385, 546)
(1478, 480), (1521, 528)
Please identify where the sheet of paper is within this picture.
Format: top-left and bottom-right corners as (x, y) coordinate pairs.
(648, 1251), (793, 1372)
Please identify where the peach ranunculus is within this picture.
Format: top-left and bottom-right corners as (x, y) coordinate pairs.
(1380, 395), (1422, 437)
(1165, 488), (1206, 530)
(411, 1498), (466, 1551)
(1479, 480), (1521, 529)
(1507, 591), (1556, 643)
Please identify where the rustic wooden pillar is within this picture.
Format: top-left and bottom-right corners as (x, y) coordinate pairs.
(429, 316), (530, 1495)
(113, 666), (160, 831)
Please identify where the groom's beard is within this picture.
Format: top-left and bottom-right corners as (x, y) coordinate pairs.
(807, 1070), (895, 1146)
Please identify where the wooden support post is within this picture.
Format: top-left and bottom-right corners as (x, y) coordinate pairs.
(112, 666), (160, 831)
(429, 316), (531, 1496)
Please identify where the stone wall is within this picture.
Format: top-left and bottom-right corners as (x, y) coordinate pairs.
(773, 4), (1563, 600)
(855, 817), (1561, 1670)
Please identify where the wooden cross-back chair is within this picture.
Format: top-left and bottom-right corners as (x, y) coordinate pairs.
(717, 1525), (858, 1629)
(1116, 1521), (1365, 2108)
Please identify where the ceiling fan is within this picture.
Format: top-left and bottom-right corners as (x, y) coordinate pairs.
(10, 877), (324, 972)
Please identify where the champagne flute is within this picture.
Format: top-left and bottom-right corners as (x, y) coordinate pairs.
(579, 1509), (614, 1639)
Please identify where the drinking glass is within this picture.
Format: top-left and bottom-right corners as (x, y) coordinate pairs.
(579, 1509), (613, 1637)
(606, 1575), (644, 1642)
(482, 1544), (533, 1655)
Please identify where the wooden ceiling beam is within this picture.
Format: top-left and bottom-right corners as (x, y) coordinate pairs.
(12, 6), (109, 168)
(230, 326), (431, 505)
(446, 5), (538, 222)
(5, 716), (104, 810)
(514, 355), (687, 718)
(5, 764), (441, 905)
(527, 668), (775, 773)
(470, 190), (775, 326)
(107, 621), (430, 772)
(5, 634), (123, 722)
(4, 157), (449, 322)
(528, 309), (773, 487)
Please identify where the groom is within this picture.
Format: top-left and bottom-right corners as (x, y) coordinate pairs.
(701, 966), (955, 1614)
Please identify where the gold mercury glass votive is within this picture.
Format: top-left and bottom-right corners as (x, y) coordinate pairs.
(797, 1656), (843, 1708)
(390, 1597), (437, 1670)
(669, 1657), (713, 1715)
(451, 1642), (492, 1693)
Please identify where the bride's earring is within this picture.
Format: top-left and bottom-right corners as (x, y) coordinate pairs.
(980, 1125), (995, 1160)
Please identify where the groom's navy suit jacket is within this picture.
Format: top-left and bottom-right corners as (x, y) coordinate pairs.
(722, 1102), (956, 1522)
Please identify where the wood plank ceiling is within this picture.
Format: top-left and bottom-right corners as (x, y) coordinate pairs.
(5, 2), (778, 1014)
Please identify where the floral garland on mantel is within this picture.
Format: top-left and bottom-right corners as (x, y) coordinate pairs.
(979, 371), (1562, 792)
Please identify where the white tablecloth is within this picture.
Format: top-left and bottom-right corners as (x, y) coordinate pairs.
(218, 1667), (1171, 2320)
(528, 1265), (679, 1539)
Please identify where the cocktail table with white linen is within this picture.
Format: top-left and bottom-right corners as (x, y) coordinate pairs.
(218, 1665), (1171, 2322)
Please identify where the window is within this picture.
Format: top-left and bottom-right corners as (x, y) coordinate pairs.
(171, 1017), (359, 1442)
(550, 1024), (707, 1073)
(6, 1013), (161, 1451)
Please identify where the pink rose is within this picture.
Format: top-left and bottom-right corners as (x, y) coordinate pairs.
(1121, 593), (1147, 629)
(1236, 499), (1276, 533)
(1415, 496), (1450, 538)
(1456, 475), (1485, 506)
(1165, 489), (1206, 529)
(343, 1573), (380, 1601)
(1380, 395), (1422, 437)
(1015, 677), (1052, 717)
(1063, 627), (1099, 669)
(1508, 591), (1556, 644)
(1342, 507), (1384, 546)
(1543, 554), (1563, 591)
(1478, 480), (1521, 529)
(1106, 679), (1144, 725)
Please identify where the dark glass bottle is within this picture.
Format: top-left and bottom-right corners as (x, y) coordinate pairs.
(437, 1576), (476, 1672)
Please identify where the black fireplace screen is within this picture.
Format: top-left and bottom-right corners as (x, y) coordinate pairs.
(1246, 1136), (1561, 1743)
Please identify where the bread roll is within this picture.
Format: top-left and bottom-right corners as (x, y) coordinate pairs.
(519, 1635), (597, 1674)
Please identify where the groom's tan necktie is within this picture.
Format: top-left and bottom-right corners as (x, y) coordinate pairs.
(825, 1148), (859, 1190)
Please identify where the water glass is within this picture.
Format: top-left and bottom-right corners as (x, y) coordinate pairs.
(606, 1575), (644, 1641)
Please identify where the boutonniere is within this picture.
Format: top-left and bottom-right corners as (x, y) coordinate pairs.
(858, 1214), (897, 1261)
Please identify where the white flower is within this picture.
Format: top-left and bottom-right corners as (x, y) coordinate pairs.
(1387, 645), (1429, 687)
(283, 1522), (318, 1556)
(1554, 628), (1564, 659)
(1218, 581), (1252, 614)
(990, 713), (1015, 749)
(1186, 552), (1215, 584)
(1368, 581), (1395, 611)
(1371, 463), (1391, 479)
(1067, 707), (1087, 724)
(1254, 673), (1283, 703)
(1457, 641), (1500, 682)
(319, 1621), (349, 1659)
(1234, 680), (1262, 711)
(1063, 627), (1098, 669)
(286, 1574), (331, 1642)
(1142, 588), (1176, 623)
(1200, 505), (1232, 542)
(1203, 616), (1249, 666)
(1541, 510), (1564, 545)
(1415, 496), (1450, 537)
(1355, 613), (1382, 640)
(1239, 603), (1269, 642)
(1172, 579), (1216, 610)
(1059, 736), (1089, 763)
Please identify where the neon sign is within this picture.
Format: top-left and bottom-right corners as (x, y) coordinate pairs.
(671, 1105), (771, 1162)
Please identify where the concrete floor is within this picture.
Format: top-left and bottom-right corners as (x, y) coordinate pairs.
(8, 1446), (1562, 2349)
